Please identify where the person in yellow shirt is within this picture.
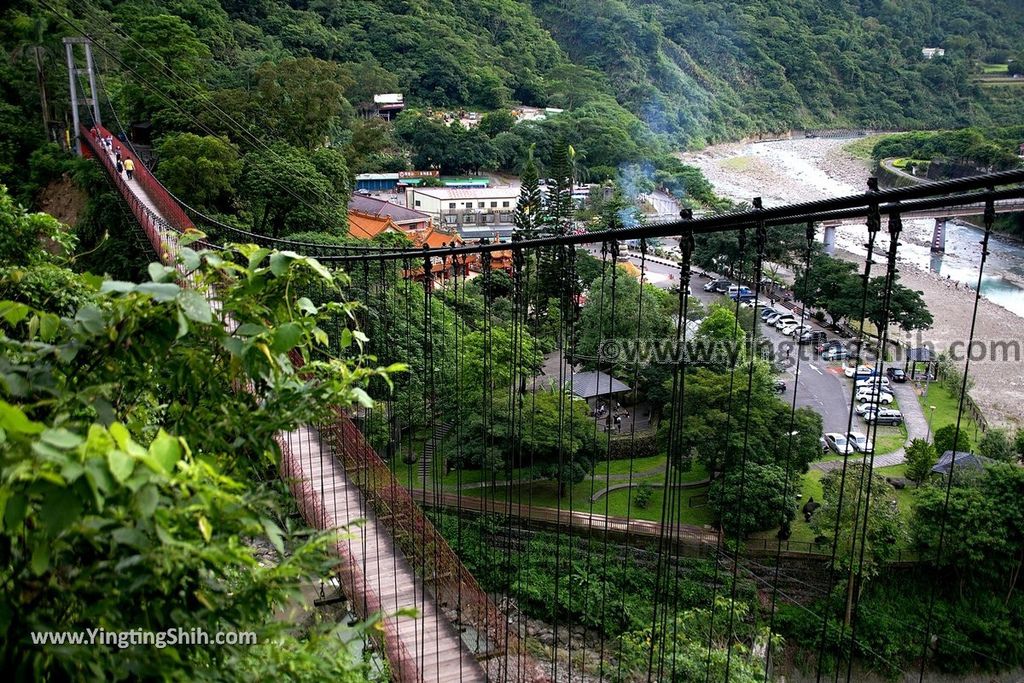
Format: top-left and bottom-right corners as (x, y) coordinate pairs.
(123, 157), (135, 180)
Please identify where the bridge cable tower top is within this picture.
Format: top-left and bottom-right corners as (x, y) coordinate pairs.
(63, 37), (102, 154)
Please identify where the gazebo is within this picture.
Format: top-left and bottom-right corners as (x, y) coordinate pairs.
(564, 370), (631, 406)
(905, 346), (936, 380)
(931, 450), (990, 476)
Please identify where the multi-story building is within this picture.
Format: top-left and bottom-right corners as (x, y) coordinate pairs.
(404, 186), (519, 241)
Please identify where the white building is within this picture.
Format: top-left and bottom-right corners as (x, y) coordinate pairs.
(405, 186), (520, 240)
(922, 47), (945, 59)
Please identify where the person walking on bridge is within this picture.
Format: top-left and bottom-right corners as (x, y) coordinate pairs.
(124, 157), (135, 181)
(115, 158), (124, 176)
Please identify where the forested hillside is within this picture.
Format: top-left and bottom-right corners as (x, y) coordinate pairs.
(4, 0), (1024, 231)
(532, 0), (1024, 145)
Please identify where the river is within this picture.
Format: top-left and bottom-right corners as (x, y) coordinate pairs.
(679, 137), (1024, 316)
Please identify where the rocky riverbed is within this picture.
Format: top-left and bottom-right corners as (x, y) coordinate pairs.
(680, 138), (1024, 428)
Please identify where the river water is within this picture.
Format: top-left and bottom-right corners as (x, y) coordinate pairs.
(679, 138), (1024, 316)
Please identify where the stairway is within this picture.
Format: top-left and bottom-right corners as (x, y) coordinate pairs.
(419, 420), (455, 484)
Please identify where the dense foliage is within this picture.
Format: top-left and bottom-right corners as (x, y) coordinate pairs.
(0, 186), (391, 679)
(871, 126), (1024, 171)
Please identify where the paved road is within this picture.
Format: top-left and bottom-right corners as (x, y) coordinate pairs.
(619, 252), (920, 463)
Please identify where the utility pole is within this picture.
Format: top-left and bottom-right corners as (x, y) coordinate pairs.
(63, 37), (103, 155)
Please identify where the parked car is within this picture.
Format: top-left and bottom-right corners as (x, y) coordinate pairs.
(856, 401), (881, 416)
(823, 432), (856, 455)
(821, 347), (851, 361)
(846, 431), (874, 454)
(816, 339), (844, 354)
(703, 279), (730, 292)
(885, 367), (908, 383)
(760, 307), (780, 320)
(774, 316), (798, 329)
(855, 376), (891, 390)
(782, 323), (812, 337)
(844, 364), (876, 379)
(765, 312), (786, 325)
(855, 388), (894, 404)
(799, 331), (827, 346)
(727, 285), (752, 298)
(864, 409), (904, 426)
(772, 379), (787, 393)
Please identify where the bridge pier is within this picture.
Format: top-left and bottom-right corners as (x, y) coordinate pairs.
(931, 218), (948, 253)
(823, 224), (837, 255)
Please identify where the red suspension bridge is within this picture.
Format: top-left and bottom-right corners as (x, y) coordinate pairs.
(80, 123), (545, 683)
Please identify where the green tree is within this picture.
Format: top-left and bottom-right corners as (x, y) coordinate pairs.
(813, 464), (904, 626)
(905, 438), (938, 484)
(156, 133), (240, 209)
(933, 424), (973, 456)
(865, 274), (934, 332)
(667, 366), (822, 475)
(914, 464), (1024, 601)
(709, 462), (796, 536)
(576, 267), (672, 372)
(513, 146), (543, 238)
(697, 305), (744, 342)
(978, 427), (1017, 462)
(617, 598), (777, 682)
(543, 137), (574, 236)
(792, 253), (862, 328)
(478, 109), (517, 137)
(0, 236), (395, 679)
(0, 182), (72, 266)
(256, 57), (354, 149)
(239, 143), (347, 236)
(120, 14), (211, 124)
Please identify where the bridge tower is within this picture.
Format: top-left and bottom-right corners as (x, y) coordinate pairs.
(822, 223), (837, 255)
(931, 217), (948, 253)
(63, 37), (103, 155)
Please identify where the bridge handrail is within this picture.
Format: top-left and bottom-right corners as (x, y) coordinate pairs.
(310, 176), (1024, 264)
(320, 410), (534, 668)
(81, 125), (221, 266)
(86, 124), (195, 233)
(277, 432), (419, 682)
(82, 134), (476, 681)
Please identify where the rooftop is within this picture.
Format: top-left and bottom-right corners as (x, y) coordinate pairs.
(412, 187), (519, 200)
(932, 450), (990, 475)
(349, 195), (431, 225)
(565, 370), (632, 400)
(348, 210), (400, 240)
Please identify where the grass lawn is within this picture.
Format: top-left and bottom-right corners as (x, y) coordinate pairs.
(843, 134), (888, 160)
(875, 463), (917, 529)
(593, 454), (668, 477)
(917, 380), (979, 440)
(873, 423), (907, 454)
(750, 463), (919, 551)
(982, 62), (1010, 73)
(460, 475), (714, 525)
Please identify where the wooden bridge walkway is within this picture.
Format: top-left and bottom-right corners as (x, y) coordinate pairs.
(81, 125), (500, 682)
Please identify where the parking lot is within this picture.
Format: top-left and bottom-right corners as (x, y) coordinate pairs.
(623, 251), (925, 461)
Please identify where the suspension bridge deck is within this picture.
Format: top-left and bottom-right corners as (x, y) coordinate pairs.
(82, 126), (490, 682)
(280, 426), (486, 682)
